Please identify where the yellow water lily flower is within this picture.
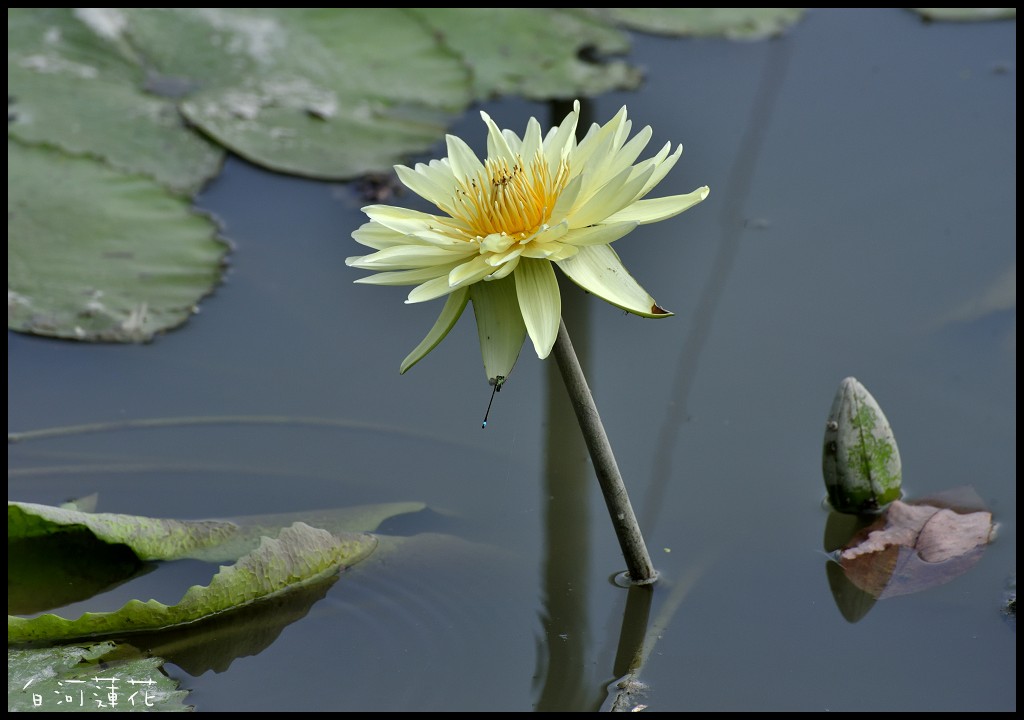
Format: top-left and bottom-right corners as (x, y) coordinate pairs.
(346, 100), (709, 383)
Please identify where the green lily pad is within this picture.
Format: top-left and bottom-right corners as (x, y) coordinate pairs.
(601, 8), (806, 40)
(8, 499), (426, 657)
(8, 499), (423, 564)
(7, 8), (224, 195)
(9, 501), (240, 563)
(8, 643), (190, 712)
(910, 8), (1016, 22)
(7, 140), (228, 342)
(410, 8), (642, 100)
(121, 8), (473, 180)
(8, 522), (373, 645)
(122, 570), (341, 677)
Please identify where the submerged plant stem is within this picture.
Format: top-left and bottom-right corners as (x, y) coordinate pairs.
(552, 318), (657, 585)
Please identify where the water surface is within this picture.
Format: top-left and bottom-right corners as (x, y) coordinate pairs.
(8, 8), (1015, 711)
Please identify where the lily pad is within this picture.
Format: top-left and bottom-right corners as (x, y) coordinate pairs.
(910, 8), (1016, 22)
(7, 141), (229, 342)
(7, 8), (224, 195)
(601, 8), (806, 40)
(6, 8), (667, 344)
(409, 8), (642, 100)
(8, 499), (426, 663)
(8, 522), (373, 645)
(121, 568), (342, 677)
(122, 8), (473, 180)
(8, 499), (423, 564)
(9, 501), (240, 563)
(8, 642), (190, 712)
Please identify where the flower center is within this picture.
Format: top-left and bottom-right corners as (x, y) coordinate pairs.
(453, 153), (569, 241)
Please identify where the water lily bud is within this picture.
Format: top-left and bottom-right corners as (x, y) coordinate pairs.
(822, 377), (902, 514)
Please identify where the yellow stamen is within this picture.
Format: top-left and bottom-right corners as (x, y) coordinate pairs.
(452, 153), (570, 241)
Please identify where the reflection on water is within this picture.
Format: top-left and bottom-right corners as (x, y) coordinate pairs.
(536, 99), (596, 705)
(644, 31), (793, 536)
(536, 295), (594, 710)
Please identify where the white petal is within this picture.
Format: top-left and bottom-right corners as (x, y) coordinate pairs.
(542, 99), (580, 168)
(548, 173), (584, 225)
(613, 116), (632, 154)
(581, 118), (636, 184)
(485, 245), (524, 266)
(555, 244), (672, 318)
(521, 241), (578, 261)
(479, 233), (516, 255)
(347, 244), (468, 270)
(575, 119), (600, 152)
(487, 254), (521, 279)
(572, 104), (628, 170)
(445, 133), (485, 181)
(470, 275), (526, 384)
(362, 207), (468, 247)
(353, 266), (450, 286)
(406, 229), (471, 248)
(351, 221), (407, 250)
(600, 124), (652, 180)
(546, 243), (579, 261)
(568, 164), (654, 228)
(400, 288), (470, 374)
(418, 158), (458, 189)
(482, 111), (516, 163)
(395, 164), (452, 208)
(630, 143), (681, 200)
(449, 255), (494, 286)
(363, 204), (444, 237)
(519, 116), (543, 165)
(501, 128), (523, 154)
(514, 258), (561, 359)
(514, 219), (567, 250)
(563, 221), (639, 247)
(604, 186), (710, 225)
(407, 275), (461, 303)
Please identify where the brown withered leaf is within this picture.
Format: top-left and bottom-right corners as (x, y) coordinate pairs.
(837, 488), (995, 599)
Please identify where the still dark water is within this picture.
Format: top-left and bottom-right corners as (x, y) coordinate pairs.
(9, 9), (1015, 711)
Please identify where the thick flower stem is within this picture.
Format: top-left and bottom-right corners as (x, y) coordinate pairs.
(552, 318), (658, 585)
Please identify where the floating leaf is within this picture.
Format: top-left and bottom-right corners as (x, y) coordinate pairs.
(195, 501), (428, 563)
(6, 8), (662, 344)
(833, 490), (995, 600)
(600, 8), (806, 40)
(124, 8), (473, 180)
(8, 499), (424, 563)
(822, 377), (903, 515)
(409, 8), (642, 100)
(7, 8), (224, 195)
(910, 8), (1016, 22)
(8, 642), (190, 711)
(8, 522), (374, 645)
(8, 500), (426, 667)
(7, 141), (229, 342)
(9, 501), (240, 563)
